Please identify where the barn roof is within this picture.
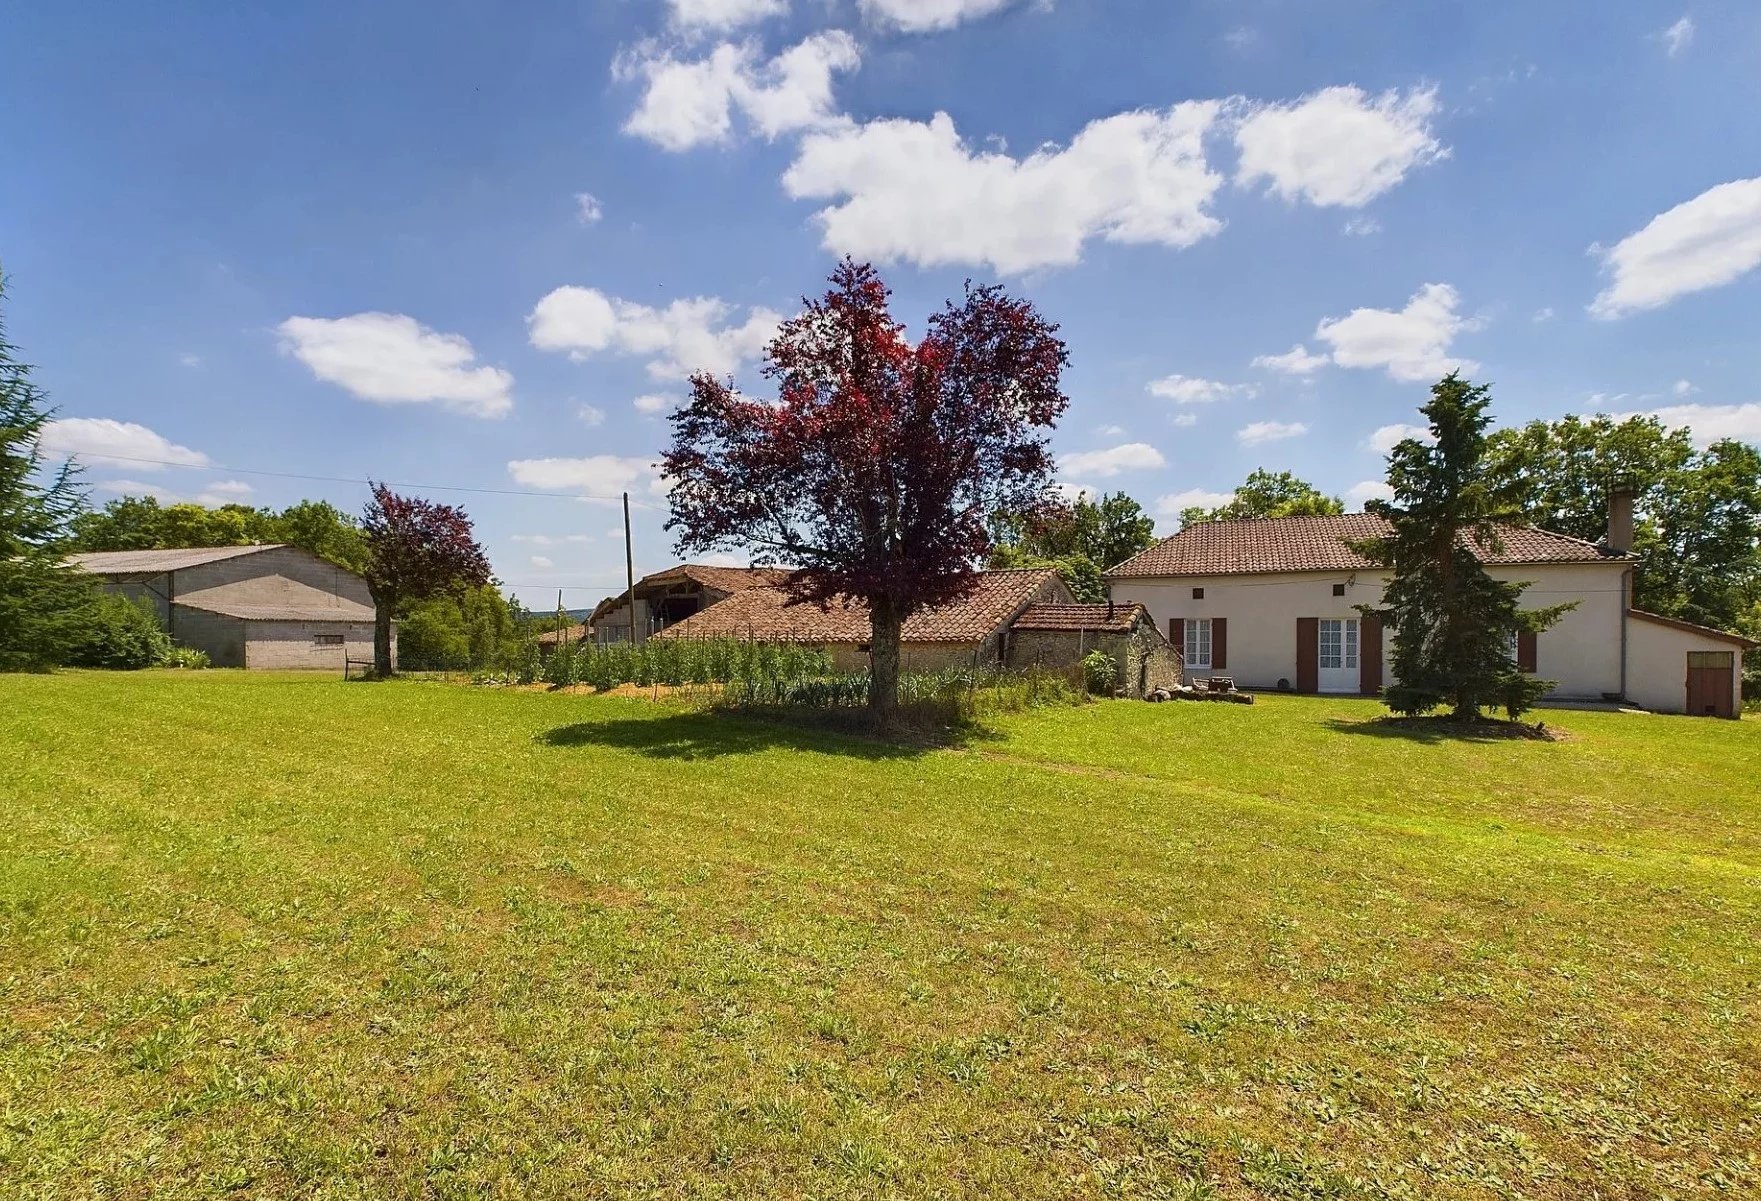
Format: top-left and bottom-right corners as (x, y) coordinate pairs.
(1106, 515), (1627, 579)
(69, 544), (283, 574)
(652, 569), (1059, 645)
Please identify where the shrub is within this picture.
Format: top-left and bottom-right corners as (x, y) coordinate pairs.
(68, 595), (172, 670)
(1081, 649), (1118, 695)
(163, 645), (210, 669)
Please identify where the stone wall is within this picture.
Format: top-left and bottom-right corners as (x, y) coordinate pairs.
(1006, 625), (1182, 697)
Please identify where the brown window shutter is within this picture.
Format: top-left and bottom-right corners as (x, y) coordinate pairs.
(1211, 617), (1227, 670)
(1170, 617), (1184, 655)
(1296, 617), (1318, 693)
(1360, 614), (1383, 695)
(1517, 630), (1538, 673)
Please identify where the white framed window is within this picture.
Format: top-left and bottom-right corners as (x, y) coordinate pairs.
(1184, 618), (1212, 669)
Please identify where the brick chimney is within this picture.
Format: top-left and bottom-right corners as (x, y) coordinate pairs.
(1606, 480), (1636, 554)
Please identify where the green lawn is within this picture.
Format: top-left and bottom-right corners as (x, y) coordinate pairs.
(2, 673), (1758, 1199)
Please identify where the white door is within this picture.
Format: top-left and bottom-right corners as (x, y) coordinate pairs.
(1318, 618), (1360, 693)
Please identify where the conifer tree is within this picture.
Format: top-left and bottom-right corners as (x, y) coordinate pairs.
(0, 274), (95, 670)
(1353, 374), (1572, 720)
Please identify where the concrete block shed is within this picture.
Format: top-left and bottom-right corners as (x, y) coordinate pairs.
(68, 544), (391, 671)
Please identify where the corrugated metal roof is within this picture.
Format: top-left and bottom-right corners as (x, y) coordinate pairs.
(1106, 516), (1626, 579)
(69, 545), (283, 574)
(175, 599), (376, 623)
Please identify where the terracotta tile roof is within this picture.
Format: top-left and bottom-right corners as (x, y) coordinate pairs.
(1106, 515), (1626, 579)
(174, 598), (376, 622)
(1011, 602), (1148, 633)
(652, 569), (1059, 644)
(1628, 609), (1760, 648)
(536, 623), (588, 646)
(70, 545), (282, 574)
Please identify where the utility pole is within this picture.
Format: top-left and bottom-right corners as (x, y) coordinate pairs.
(623, 491), (637, 646)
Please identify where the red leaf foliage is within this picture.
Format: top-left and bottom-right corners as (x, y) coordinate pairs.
(360, 482), (492, 608)
(661, 260), (1070, 620)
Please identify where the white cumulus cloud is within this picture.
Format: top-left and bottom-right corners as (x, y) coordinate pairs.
(668, 0), (789, 32)
(783, 103), (1225, 273)
(1156, 488), (1235, 517)
(619, 32), (860, 151)
(527, 286), (780, 380)
(94, 478), (253, 508)
(1146, 374), (1256, 404)
(575, 192), (603, 223)
(1234, 85), (1446, 208)
(529, 556), (555, 570)
(1345, 479), (1394, 508)
(508, 455), (669, 499)
(633, 393), (677, 414)
(1589, 177), (1761, 319)
(1610, 403), (1761, 449)
(1313, 283), (1481, 382)
(1237, 420), (1308, 445)
(1251, 344), (1330, 375)
(577, 403), (606, 427)
(859, 0), (1026, 33)
(1060, 442), (1166, 477)
(37, 418), (211, 470)
(277, 313), (513, 417)
(1367, 422), (1433, 454)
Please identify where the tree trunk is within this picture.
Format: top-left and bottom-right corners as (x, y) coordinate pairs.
(868, 597), (903, 726)
(373, 603), (395, 677)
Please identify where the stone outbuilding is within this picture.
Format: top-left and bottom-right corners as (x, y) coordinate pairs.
(1005, 602), (1184, 697)
(69, 544), (387, 671)
(649, 568), (1183, 696)
(651, 568), (1073, 673)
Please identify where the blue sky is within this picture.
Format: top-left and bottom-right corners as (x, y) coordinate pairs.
(6, 0), (1761, 607)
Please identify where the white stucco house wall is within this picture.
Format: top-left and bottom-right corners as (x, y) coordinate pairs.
(1105, 511), (1754, 718)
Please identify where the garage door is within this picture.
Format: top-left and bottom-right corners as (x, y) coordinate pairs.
(1685, 651), (1736, 719)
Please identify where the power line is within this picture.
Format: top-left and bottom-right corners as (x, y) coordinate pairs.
(59, 452), (665, 509)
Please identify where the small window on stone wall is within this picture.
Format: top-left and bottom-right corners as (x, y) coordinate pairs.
(1191, 587), (1204, 600)
(314, 633), (344, 647)
(1332, 583), (1346, 597)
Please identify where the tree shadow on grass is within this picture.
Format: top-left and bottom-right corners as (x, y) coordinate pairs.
(1323, 716), (1560, 744)
(537, 709), (939, 762)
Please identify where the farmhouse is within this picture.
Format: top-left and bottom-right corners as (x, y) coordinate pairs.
(69, 545), (387, 671)
(1106, 495), (1755, 718)
(652, 567), (1183, 695)
(589, 564), (791, 646)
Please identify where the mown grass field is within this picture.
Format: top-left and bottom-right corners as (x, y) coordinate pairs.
(2, 671), (1758, 1200)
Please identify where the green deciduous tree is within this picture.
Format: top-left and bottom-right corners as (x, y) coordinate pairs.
(1353, 375), (1572, 721)
(1485, 415), (1761, 630)
(989, 491), (1156, 600)
(1179, 469), (1344, 527)
(0, 275), (97, 671)
(69, 495), (370, 573)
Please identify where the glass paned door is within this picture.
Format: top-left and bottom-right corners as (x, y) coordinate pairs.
(1318, 618), (1360, 693)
